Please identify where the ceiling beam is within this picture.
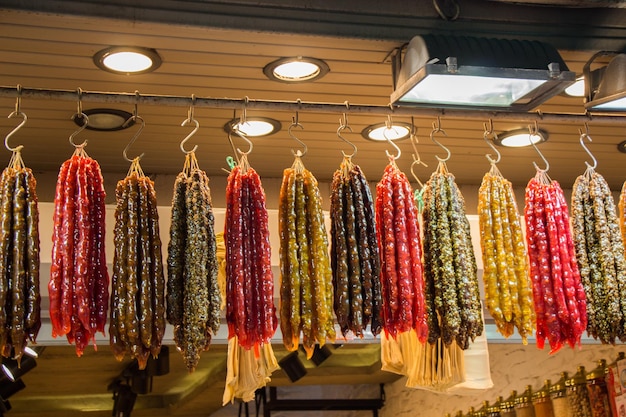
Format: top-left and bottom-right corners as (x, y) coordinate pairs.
(3, 0), (626, 51)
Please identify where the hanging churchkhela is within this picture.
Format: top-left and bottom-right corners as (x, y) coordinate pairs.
(166, 151), (221, 372)
(620, 182), (626, 259)
(375, 157), (427, 341)
(0, 117), (41, 362)
(50, 129), (109, 356)
(524, 146), (586, 353)
(279, 120), (335, 358)
(422, 151), (482, 350)
(378, 124), (466, 391)
(224, 155), (278, 349)
(330, 121), (382, 338)
(109, 118), (166, 369)
(477, 137), (534, 343)
(223, 129), (278, 404)
(224, 153), (277, 349)
(571, 132), (626, 344)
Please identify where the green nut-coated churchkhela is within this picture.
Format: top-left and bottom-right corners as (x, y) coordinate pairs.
(422, 162), (482, 349)
(573, 169), (626, 344)
(167, 153), (220, 372)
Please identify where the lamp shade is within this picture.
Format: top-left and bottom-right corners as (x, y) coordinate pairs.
(278, 351), (307, 382)
(584, 53), (626, 111)
(1, 356), (36, 382)
(391, 34), (575, 111)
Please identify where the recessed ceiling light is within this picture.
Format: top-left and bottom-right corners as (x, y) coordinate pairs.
(495, 128), (549, 148)
(564, 76), (585, 97)
(617, 140), (626, 153)
(223, 117), (282, 137)
(93, 46), (162, 75)
(263, 57), (329, 83)
(361, 122), (412, 142)
(73, 108), (135, 131)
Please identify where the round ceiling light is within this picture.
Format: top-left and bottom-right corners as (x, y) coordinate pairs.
(361, 122), (412, 142)
(73, 108), (135, 131)
(263, 57), (329, 83)
(93, 46), (162, 75)
(495, 128), (549, 148)
(564, 76), (585, 97)
(617, 140), (626, 153)
(223, 117), (282, 137)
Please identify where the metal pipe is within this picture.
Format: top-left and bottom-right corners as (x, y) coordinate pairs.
(1, 85), (625, 125)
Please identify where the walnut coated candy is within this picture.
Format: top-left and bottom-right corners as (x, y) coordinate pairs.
(167, 161), (220, 372)
(422, 164), (481, 349)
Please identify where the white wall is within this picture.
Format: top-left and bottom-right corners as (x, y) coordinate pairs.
(382, 343), (626, 417)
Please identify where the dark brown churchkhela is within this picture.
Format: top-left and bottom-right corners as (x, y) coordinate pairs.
(422, 161), (482, 349)
(110, 158), (166, 369)
(166, 152), (220, 372)
(0, 149), (40, 363)
(375, 160), (427, 341)
(330, 157), (382, 338)
(50, 146), (108, 357)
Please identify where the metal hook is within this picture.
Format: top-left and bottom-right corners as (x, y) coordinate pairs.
(226, 130), (241, 167)
(410, 159), (426, 189)
(383, 126), (402, 160)
(433, 116), (442, 132)
(5, 112), (27, 153)
(241, 96), (248, 124)
(68, 88), (89, 148)
(528, 123), (549, 172)
(233, 126), (253, 156)
(337, 113), (357, 158)
(5, 86), (27, 152)
(76, 87), (83, 115)
(132, 90), (140, 118)
(69, 114), (89, 148)
(14, 84), (22, 114)
(180, 95), (199, 154)
(409, 117), (428, 168)
(430, 119), (451, 162)
(180, 118), (199, 155)
(579, 123), (597, 170)
(122, 115), (146, 162)
(483, 120), (501, 164)
(288, 112), (307, 157)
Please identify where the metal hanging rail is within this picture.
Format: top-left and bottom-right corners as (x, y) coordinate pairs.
(2, 85), (626, 125)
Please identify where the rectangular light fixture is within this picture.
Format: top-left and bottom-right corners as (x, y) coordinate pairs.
(584, 51), (626, 112)
(390, 35), (576, 112)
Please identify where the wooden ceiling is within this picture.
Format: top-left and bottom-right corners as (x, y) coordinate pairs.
(1, 1), (626, 191)
(1, 1), (626, 416)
